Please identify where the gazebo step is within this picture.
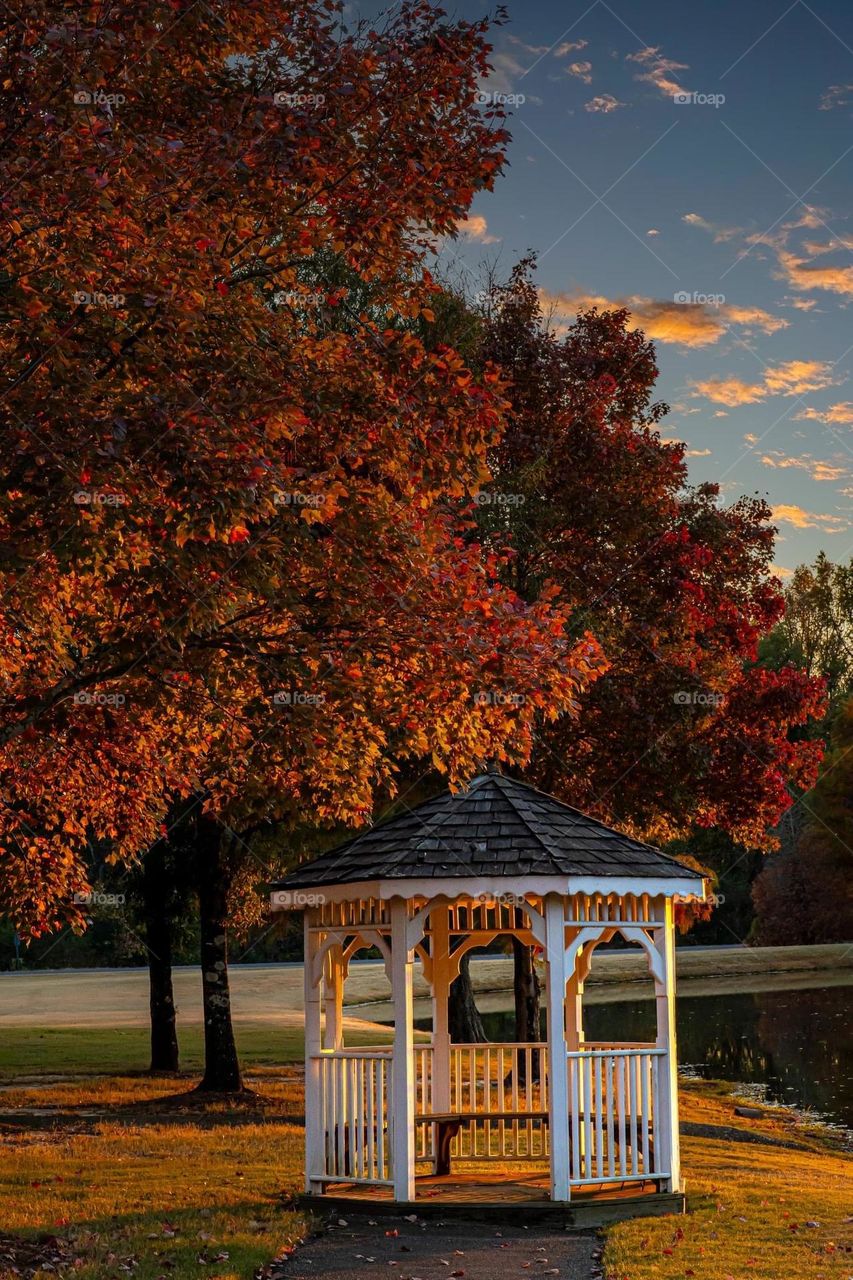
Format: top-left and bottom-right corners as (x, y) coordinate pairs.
(298, 1187), (686, 1228)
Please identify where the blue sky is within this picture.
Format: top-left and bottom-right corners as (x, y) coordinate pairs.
(413, 0), (853, 575)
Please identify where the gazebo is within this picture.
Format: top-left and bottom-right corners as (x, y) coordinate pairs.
(270, 772), (705, 1216)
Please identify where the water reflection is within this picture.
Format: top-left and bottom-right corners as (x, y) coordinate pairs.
(479, 984), (852, 1128)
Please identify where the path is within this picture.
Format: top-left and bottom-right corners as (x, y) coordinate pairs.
(276, 1215), (600, 1280)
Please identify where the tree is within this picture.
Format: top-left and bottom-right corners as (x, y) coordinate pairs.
(752, 697), (853, 944)
(466, 261), (825, 1028)
(760, 554), (853, 708)
(0, 3), (607, 1091)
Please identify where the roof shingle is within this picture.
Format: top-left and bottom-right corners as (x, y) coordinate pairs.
(272, 773), (703, 889)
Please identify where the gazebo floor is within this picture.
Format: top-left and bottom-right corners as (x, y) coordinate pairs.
(302, 1171), (685, 1226)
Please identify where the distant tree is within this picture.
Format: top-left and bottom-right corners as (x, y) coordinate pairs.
(752, 697), (853, 944)
(760, 554), (853, 708)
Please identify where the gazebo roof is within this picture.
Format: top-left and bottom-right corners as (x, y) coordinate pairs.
(272, 772), (704, 890)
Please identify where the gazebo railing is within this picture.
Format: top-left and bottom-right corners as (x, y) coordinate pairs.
(567, 1047), (666, 1185)
(314, 1048), (394, 1186)
(414, 1042), (549, 1161)
(312, 1043), (667, 1187)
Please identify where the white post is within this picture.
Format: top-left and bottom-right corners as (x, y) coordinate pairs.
(544, 893), (571, 1201)
(565, 969), (584, 1052)
(654, 896), (681, 1191)
(303, 908), (325, 1193)
(323, 944), (344, 1051)
(390, 896), (416, 1201)
(430, 902), (451, 1115)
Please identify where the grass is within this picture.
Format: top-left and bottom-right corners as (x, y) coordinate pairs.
(0, 1028), (849, 1280)
(604, 1079), (852, 1280)
(0, 1075), (310, 1280)
(0, 1021), (397, 1080)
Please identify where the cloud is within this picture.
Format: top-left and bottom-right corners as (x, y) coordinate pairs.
(691, 359), (837, 406)
(567, 60), (593, 84)
(760, 451), (847, 482)
(507, 35), (552, 56)
(682, 212), (742, 243)
(627, 45), (689, 99)
(773, 504), (848, 533)
(585, 94), (625, 113)
(819, 84), (853, 110)
(555, 39), (588, 56)
(770, 564), (793, 579)
(685, 448), (711, 457)
(646, 228), (660, 237)
(777, 248), (853, 299)
(795, 402), (853, 424)
(455, 214), (499, 244)
(481, 50), (526, 95)
(784, 297), (818, 311)
(542, 289), (787, 349)
(692, 376), (766, 406)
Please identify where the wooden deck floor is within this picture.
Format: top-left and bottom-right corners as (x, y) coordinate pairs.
(305, 1171), (683, 1225)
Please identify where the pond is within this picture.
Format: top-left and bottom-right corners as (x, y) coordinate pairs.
(464, 980), (853, 1131)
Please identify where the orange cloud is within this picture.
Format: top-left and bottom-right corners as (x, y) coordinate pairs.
(455, 214), (499, 245)
(777, 248), (853, 299)
(585, 94), (625, 113)
(568, 60), (593, 84)
(691, 359), (836, 406)
(691, 376), (766, 406)
(795, 402), (853, 424)
(760, 451), (847, 482)
(627, 46), (689, 99)
(541, 289), (787, 349)
(773, 504), (847, 533)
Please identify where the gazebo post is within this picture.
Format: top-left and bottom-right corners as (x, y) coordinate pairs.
(323, 944), (344, 1050)
(303, 906), (324, 1194)
(389, 896), (416, 1201)
(654, 896), (681, 1192)
(430, 902), (452, 1115)
(544, 893), (571, 1202)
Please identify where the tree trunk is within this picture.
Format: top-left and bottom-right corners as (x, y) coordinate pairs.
(195, 816), (244, 1093)
(512, 936), (541, 1084)
(448, 951), (487, 1043)
(141, 843), (179, 1074)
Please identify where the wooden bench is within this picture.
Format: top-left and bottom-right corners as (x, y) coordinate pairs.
(414, 1110), (652, 1177)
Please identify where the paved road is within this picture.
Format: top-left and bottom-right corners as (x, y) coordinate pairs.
(276, 1215), (600, 1280)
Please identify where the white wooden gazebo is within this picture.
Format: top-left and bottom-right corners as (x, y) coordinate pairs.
(270, 772), (705, 1215)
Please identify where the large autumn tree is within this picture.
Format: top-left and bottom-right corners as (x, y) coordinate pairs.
(0, 2), (606, 1086)
(439, 260), (824, 1036)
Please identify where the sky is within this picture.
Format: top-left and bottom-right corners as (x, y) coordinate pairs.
(364, 0), (853, 576)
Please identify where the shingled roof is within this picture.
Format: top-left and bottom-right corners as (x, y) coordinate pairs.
(272, 773), (704, 890)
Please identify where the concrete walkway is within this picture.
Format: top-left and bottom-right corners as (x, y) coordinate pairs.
(276, 1215), (600, 1280)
